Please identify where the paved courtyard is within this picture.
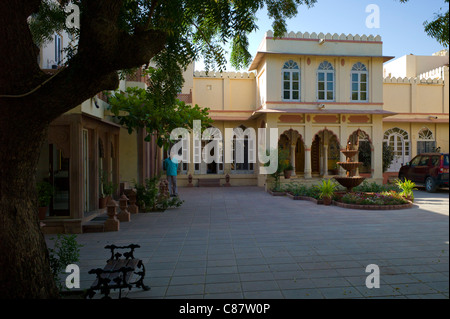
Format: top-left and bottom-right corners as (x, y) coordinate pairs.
(48, 186), (449, 299)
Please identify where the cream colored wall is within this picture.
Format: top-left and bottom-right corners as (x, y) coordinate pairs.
(262, 55), (384, 107)
(192, 75), (256, 111)
(118, 129), (139, 184)
(264, 31), (383, 57)
(383, 53), (449, 78)
(383, 78), (447, 114)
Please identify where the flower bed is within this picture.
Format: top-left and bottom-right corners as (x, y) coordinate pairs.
(333, 191), (413, 210)
(270, 181), (413, 210)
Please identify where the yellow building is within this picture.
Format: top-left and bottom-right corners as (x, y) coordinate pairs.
(37, 30), (449, 233)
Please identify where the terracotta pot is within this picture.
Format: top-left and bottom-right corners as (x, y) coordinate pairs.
(322, 195), (332, 206)
(38, 206), (48, 220)
(284, 170), (292, 179)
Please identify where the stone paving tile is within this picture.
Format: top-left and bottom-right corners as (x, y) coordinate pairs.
(48, 187), (449, 299)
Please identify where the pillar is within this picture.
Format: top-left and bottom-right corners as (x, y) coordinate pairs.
(290, 143), (296, 176)
(304, 146), (312, 179)
(323, 144), (328, 177)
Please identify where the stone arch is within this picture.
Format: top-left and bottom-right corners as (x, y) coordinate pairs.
(311, 128), (341, 176)
(348, 129), (373, 175)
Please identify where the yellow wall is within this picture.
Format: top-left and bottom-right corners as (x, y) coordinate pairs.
(119, 128), (138, 184)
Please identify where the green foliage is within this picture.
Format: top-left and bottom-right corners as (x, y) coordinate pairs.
(394, 178), (417, 201)
(353, 180), (399, 193)
(382, 143), (395, 173)
(28, 0), (318, 71)
(134, 177), (184, 212)
(99, 170), (117, 197)
(37, 181), (54, 207)
(315, 179), (339, 199)
(265, 148), (291, 190)
(48, 234), (83, 292)
(339, 191), (408, 206)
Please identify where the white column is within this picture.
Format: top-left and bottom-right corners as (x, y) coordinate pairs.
(304, 146), (312, 179)
(290, 143), (296, 176)
(323, 144), (328, 177)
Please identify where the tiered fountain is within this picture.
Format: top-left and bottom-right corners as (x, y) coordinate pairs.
(334, 142), (366, 192)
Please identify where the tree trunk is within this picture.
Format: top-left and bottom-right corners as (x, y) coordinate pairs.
(0, 111), (59, 298)
(0, 0), (166, 298)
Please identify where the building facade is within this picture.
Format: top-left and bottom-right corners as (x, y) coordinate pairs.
(36, 30), (449, 233)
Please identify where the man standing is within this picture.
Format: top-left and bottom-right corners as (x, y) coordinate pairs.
(164, 154), (179, 197)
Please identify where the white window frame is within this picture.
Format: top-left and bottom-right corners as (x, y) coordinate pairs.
(55, 33), (62, 65)
(317, 61), (335, 102)
(282, 60), (300, 102)
(351, 62), (369, 102)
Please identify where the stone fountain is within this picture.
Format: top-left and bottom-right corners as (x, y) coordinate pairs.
(334, 143), (366, 192)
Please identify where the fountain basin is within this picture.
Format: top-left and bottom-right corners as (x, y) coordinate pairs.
(337, 162), (362, 171)
(341, 150), (358, 158)
(334, 176), (366, 191)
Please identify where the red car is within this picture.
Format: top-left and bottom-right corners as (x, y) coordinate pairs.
(398, 153), (449, 193)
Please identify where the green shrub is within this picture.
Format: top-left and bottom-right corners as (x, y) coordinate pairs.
(134, 177), (184, 212)
(48, 234), (83, 292)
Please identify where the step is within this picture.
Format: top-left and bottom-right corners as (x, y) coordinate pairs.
(198, 178), (221, 187)
(82, 223), (105, 233)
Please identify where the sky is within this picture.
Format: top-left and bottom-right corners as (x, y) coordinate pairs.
(194, 0), (448, 71)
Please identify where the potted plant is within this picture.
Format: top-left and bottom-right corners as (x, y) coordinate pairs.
(37, 181), (54, 220)
(103, 180), (118, 202)
(284, 163), (294, 179)
(394, 178), (417, 202)
(99, 170), (117, 208)
(315, 179), (338, 205)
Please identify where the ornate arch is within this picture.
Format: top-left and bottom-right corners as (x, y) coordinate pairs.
(347, 129), (373, 147)
(311, 128), (341, 147)
(279, 128), (304, 145)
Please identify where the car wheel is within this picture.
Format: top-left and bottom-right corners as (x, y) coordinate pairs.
(425, 177), (437, 193)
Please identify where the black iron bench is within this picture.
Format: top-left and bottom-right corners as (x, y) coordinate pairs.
(86, 244), (150, 299)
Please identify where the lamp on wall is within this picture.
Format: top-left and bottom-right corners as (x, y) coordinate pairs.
(319, 39), (325, 45)
(317, 104), (325, 110)
(428, 116), (438, 120)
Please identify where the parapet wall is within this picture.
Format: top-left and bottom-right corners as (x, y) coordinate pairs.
(265, 30), (382, 42)
(194, 71), (256, 79)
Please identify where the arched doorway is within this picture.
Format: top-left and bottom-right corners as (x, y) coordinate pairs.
(311, 129), (341, 176)
(279, 129), (305, 176)
(348, 129), (373, 175)
(383, 127), (410, 172)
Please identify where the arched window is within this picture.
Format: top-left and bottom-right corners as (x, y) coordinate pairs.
(351, 62), (368, 101)
(282, 60), (300, 101)
(417, 127), (436, 153)
(317, 61), (334, 101)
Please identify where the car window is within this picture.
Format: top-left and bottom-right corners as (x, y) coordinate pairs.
(419, 156), (430, 166)
(444, 155), (449, 167)
(431, 156), (440, 167)
(410, 156), (421, 166)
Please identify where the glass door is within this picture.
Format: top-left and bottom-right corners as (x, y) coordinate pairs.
(49, 144), (70, 216)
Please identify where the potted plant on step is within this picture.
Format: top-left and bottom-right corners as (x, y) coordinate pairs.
(284, 163), (294, 179)
(37, 181), (53, 220)
(315, 179), (338, 205)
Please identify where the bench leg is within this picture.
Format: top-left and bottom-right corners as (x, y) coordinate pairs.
(131, 260), (150, 291)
